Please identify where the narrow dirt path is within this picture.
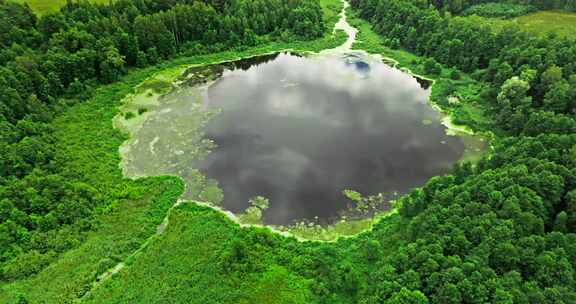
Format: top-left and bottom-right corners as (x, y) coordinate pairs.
(79, 200), (184, 301)
(334, 0), (358, 50)
(321, 0), (358, 55)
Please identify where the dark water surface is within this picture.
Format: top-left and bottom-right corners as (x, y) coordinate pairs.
(199, 52), (465, 225)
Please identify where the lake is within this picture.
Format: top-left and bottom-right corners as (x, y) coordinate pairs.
(194, 52), (466, 224)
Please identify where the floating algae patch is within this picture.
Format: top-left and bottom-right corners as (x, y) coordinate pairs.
(115, 56), (294, 207)
(137, 79), (173, 95)
(116, 68), (220, 203)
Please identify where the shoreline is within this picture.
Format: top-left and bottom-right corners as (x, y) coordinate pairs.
(114, 0), (392, 242)
(113, 0), (488, 243)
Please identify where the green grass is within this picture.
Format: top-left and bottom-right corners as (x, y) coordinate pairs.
(0, 179), (183, 303)
(463, 2), (537, 19)
(466, 10), (576, 39)
(515, 10), (576, 38)
(12, 0), (112, 14)
(82, 202), (408, 303)
(82, 204), (304, 303)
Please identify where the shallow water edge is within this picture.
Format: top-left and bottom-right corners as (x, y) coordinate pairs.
(114, 0), (487, 241)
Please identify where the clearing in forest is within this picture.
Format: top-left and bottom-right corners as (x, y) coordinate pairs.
(473, 10), (576, 39)
(13, 0), (111, 14)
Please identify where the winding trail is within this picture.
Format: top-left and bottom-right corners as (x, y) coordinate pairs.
(80, 200), (185, 300)
(325, 0), (358, 52)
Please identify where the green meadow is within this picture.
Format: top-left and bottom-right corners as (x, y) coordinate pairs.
(470, 10), (576, 39)
(13, 0), (112, 14)
(516, 10), (576, 38)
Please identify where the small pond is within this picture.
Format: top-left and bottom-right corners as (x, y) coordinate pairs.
(120, 52), (483, 225)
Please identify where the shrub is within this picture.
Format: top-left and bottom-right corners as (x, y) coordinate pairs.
(423, 58), (442, 75)
(450, 69), (462, 80)
(124, 112), (136, 120)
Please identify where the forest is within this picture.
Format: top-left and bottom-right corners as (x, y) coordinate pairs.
(0, 0), (324, 284)
(1, 0), (576, 303)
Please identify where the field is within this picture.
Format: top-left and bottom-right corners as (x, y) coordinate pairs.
(473, 10), (576, 39)
(515, 10), (576, 38)
(13, 0), (112, 14)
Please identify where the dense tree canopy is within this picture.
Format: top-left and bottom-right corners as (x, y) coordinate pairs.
(0, 0), (324, 282)
(340, 0), (576, 302)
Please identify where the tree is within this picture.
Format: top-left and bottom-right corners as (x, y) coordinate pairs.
(566, 190), (576, 231)
(433, 283), (461, 304)
(247, 266), (311, 304)
(423, 58), (442, 75)
(386, 288), (429, 304)
(490, 242), (520, 273)
(38, 13), (67, 37)
(543, 80), (571, 113)
(492, 289), (513, 304)
(98, 44), (125, 83)
(540, 65), (563, 89)
(134, 15), (175, 58)
(534, 252), (574, 287)
(136, 51), (147, 68)
(497, 76), (531, 109)
(496, 76), (532, 131)
(553, 211), (568, 232)
(449, 69), (461, 80)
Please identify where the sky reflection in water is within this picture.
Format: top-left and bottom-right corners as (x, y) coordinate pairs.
(200, 53), (465, 225)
